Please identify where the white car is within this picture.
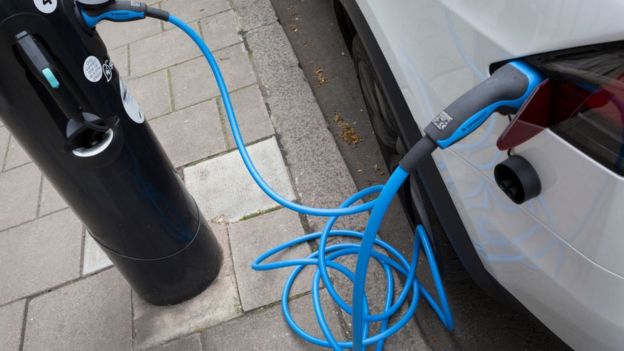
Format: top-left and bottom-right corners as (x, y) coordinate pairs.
(332, 1), (624, 350)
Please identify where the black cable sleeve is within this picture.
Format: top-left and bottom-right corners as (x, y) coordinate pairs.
(145, 7), (170, 21)
(399, 136), (438, 173)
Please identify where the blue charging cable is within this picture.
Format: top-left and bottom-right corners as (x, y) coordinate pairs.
(168, 14), (454, 351)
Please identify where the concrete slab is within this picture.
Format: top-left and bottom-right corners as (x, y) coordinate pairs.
(130, 23), (201, 77)
(0, 163), (41, 232)
(245, 23), (365, 232)
(228, 208), (313, 311)
(184, 137), (295, 221)
(109, 45), (129, 78)
(0, 299), (25, 351)
(149, 100), (225, 168)
(4, 136), (31, 171)
(209, 222), (234, 277)
(0, 209), (82, 305)
(127, 70), (172, 119)
(201, 292), (345, 350)
(83, 232), (113, 276)
(161, 0), (230, 30)
(170, 43), (256, 110)
(146, 333), (203, 351)
(231, 0), (278, 32)
(199, 10), (242, 52)
(39, 177), (67, 216)
(23, 269), (132, 351)
(223, 85), (274, 148)
(98, 17), (162, 50)
(133, 273), (241, 350)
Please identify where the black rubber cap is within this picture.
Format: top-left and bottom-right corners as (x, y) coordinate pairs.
(494, 155), (541, 204)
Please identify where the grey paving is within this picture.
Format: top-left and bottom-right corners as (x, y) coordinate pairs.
(0, 164), (41, 231)
(133, 273), (241, 350)
(245, 23), (365, 232)
(23, 269), (132, 351)
(0, 209), (82, 305)
(210, 221), (234, 277)
(0, 299), (25, 351)
(229, 208), (313, 311)
(149, 100), (225, 168)
(146, 333), (203, 351)
(109, 45), (129, 78)
(232, 0), (278, 32)
(223, 84), (274, 148)
(199, 10), (242, 51)
(127, 70), (172, 119)
(98, 16), (162, 50)
(184, 137), (296, 221)
(130, 23), (202, 77)
(201, 292), (345, 350)
(4, 135), (31, 171)
(170, 43), (257, 110)
(161, 0), (230, 30)
(83, 232), (113, 276)
(38, 177), (67, 216)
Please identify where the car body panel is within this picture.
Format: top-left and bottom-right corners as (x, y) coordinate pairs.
(353, 0), (624, 349)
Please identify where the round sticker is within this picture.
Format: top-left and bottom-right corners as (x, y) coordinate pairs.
(119, 80), (146, 124)
(83, 56), (103, 83)
(34, 0), (58, 14)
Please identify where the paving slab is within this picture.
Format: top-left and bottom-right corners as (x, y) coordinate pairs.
(133, 273), (241, 350)
(0, 209), (82, 305)
(23, 269), (132, 351)
(209, 221), (234, 277)
(199, 10), (242, 52)
(4, 136), (31, 171)
(130, 23), (202, 77)
(83, 232), (113, 276)
(109, 45), (129, 78)
(184, 137), (295, 221)
(170, 43), (256, 110)
(202, 292), (345, 350)
(127, 70), (172, 119)
(0, 299), (25, 351)
(231, 0), (278, 32)
(146, 333), (203, 351)
(150, 100), (225, 168)
(39, 177), (67, 216)
(98, 16), (162, 50)
(161, 0), (230, 30)
(223, 85), (274, 148)
(245, 23), (365, 232)
(229, 208), (313, 311)
(0, 163), (41, 231)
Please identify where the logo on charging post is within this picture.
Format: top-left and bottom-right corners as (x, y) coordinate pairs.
(34, 0), (57, 14)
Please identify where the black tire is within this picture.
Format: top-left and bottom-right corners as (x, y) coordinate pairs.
(351, 34), (466, 280)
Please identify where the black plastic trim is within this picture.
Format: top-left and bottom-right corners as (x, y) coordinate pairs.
(333, 0), (510, 300)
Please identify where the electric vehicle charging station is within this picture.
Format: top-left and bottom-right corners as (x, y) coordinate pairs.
(0, 0), (222, 306)
(0, 0), (549, 349)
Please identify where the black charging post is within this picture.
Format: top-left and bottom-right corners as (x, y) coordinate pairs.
(0, 0), (222, 305)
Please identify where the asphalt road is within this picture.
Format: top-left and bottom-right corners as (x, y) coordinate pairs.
(268, 0), (572, 350)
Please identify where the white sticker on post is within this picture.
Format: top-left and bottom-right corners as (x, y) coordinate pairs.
(119, 80), (146, 124)
(34, 0), (58, 14)
(83, 56), (103, 83)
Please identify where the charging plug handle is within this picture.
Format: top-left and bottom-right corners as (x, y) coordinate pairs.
(425, 61), (544, 149)
(78, 0), (169, 28)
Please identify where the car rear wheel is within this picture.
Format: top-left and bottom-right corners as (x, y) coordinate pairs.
(351, 34), (466, 280)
